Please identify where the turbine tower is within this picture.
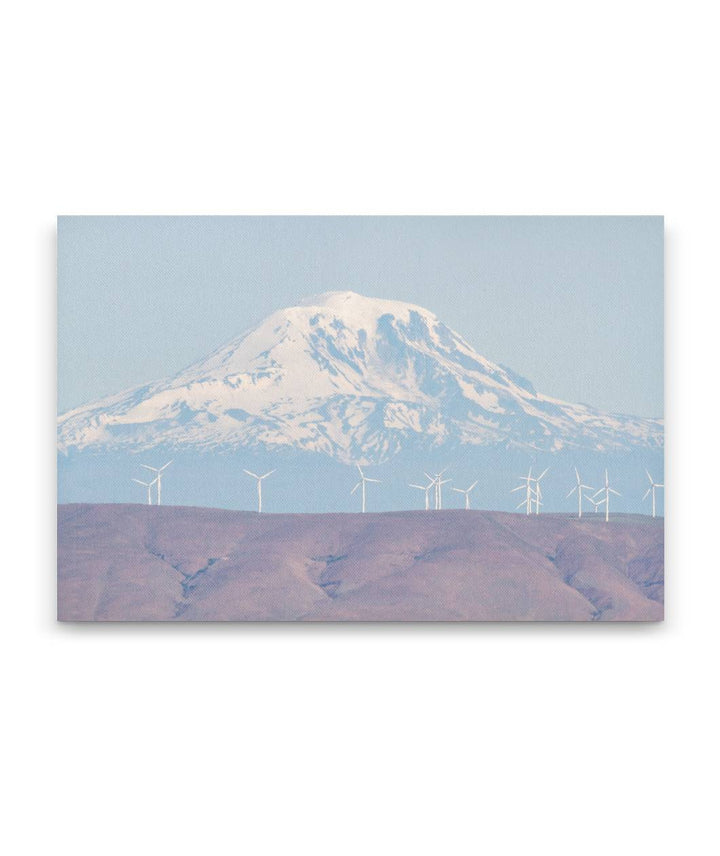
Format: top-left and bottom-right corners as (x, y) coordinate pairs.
(132, 477), (157, 505)
(244, 469), (276, 513)
(351, 465), (380, 513)
(452, 480), (478, 510)
(141, 460), (173, 505)
(566, 467), (594, 519)
(643, 470), (664, 518)
(409, 481), (433, 510)
(593, 469), (621, 523)
(511, 468), (536, 515)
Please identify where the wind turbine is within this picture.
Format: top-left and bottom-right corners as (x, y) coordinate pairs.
(141, 460), (173, 505)
(424, 469), (451, 509)
(452, 480), (478, 510)
(132, 476), (157, 505)
(244, 469), (276, 513)
(511, 467), (535, 515)
(566, 467), (594, 519)
(351, 464), (380, 513)
(409, 481), (433, 510)
(436, 474), (452, 510)
(593, 469), (620, 523)
(531, 468), (549, 515)
(643, 470), (664, 518)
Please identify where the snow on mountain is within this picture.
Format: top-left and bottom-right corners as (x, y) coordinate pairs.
(57, 291), (663, 464)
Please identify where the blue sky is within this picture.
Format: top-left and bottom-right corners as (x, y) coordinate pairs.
(58, 216), (663, 417)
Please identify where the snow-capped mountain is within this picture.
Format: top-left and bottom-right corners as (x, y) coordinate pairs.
(57, 291), (662, 463)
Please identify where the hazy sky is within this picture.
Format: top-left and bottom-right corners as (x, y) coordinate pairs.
(58, 216), (663, 416)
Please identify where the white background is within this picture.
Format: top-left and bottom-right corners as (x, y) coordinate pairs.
(2, 2), (717, 854)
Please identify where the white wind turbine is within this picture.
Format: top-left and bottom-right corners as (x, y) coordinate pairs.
(436, 474), (452, 510)
(351, 464), (380, 513)
(141, 460), (173, 505)
(424, 468), (451, 509)
(593, 469), (621, 523)
(409, 480), (434, 510)
(244, 468), (276, 513)
(566, 467), (594, 519)
(511, 467), (536, 515)
(531, 468), (549, 514)
(452, 480), (478, 510)
(643, 469), (664, 518)
(132, 476), (158, 505)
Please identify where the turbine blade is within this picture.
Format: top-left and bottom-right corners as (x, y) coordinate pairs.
(645, 469), (653, 484)
(365, 478), (381, 483)
(574, 466), (580, 482)
(452, 488), (463, 493)
(609, 489), (621, 496)
(468, 481), (478, 492)
(159, 460), (173, 471)
(537, 468), (549, 481)
(132, 479), (148, 486)
(642, 488), (651, 500)
(350, 483), (360, 495)
(510, 485), (524, 493)
(260, 469), (276, 479)
(243, 469), (259, 479)
(566, 486), (577, 498)
(141, 464), (157, 472)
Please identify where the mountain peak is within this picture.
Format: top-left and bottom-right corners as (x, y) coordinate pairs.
(293, 290), (436, 327)
(57, 291), (663, 462)
(297, 289), (364, 306)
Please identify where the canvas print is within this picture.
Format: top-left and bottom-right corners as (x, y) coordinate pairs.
(57, 216), (664, 621)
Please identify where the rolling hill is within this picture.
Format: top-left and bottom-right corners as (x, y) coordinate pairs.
(58, 503), (664, 622)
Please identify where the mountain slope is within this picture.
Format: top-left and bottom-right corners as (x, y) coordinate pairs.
(57, 291), (662, 464)
(57, 504), (664, 621)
